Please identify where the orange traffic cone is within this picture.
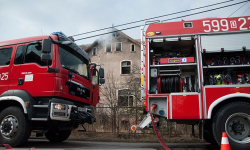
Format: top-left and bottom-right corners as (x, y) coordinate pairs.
(221, 132), (231, 150)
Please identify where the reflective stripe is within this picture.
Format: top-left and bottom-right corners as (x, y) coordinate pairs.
(207, 93), (250, 119)
(0, 96), (27, 113)
(141, 74), (143, 85)
(221, 137), (229, 144)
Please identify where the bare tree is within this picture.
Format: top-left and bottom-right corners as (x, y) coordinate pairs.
(125, 64), (141, 106)
(98, 65), (141, 134)
(99, 71), (120, 133)
(124, 64), (141, 126)
(100, 71), (119, 108)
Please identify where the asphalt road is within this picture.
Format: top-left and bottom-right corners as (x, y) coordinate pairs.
(9, 139), (220, 150)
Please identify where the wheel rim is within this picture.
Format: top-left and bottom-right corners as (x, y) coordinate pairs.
(225, 113), (250, 144)
(0, 115), (18, 139)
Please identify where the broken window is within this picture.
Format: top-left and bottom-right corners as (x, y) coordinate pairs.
(118, 89), (134, 107)
(92, 47), (97, 55)
(116, 42), (122, 51)
(121, 61), (131, 74)
(131, 44), (135, 52)
(106, 43), (111, 52)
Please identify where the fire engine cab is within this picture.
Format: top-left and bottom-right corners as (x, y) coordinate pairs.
(0, 32), (105, 146)
(135, 16), (250, 150)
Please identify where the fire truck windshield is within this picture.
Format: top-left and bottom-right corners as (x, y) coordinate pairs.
(59, 44), (89, 79)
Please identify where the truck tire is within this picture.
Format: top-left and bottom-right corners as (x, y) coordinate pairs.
(45, 130), (71, 142)
(0, 106), (32, 147)
(212, 102), (250, 150)
(204, 129), (218, 145)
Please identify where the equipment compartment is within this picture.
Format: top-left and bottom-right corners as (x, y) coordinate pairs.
(148, 36), (199, 94)
(201, 32), (250, 86)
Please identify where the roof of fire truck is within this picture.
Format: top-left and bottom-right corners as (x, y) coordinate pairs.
(0, 35), (57, 47)
(0, 32), (90, 61)
(146, 16), (250, 38)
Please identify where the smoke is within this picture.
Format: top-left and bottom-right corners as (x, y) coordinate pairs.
(97, 28), (118, 48)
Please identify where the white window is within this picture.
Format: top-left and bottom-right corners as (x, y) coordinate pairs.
(121, 61), (131, 74)
(92, 47), (97, 55)
(131, 44), (135, 52)
(106, 43), (111, 52)
(116, 42), (122, 51)
(118, 89), (134, 107)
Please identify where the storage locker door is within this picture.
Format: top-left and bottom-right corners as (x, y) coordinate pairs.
(200, 32), (250, 53)
(171, 94), (200, 119)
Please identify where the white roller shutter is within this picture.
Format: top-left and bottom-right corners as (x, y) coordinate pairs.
(200, 32), (250, 53)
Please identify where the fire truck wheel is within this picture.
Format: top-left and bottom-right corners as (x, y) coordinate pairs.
(212, 102), (250, 150)
(45, 130), (71, 142)
(0, 106), (32, 147)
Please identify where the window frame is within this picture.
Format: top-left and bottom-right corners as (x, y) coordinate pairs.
(14, 45), (25, 65)
(105, 43), (112, 52)
(117, 89), (134, 107)
(131, 44), (135, 52)
(0, 47), (13, 67)
(115, 42), (122, 52)
(92, 47), (97, 55)
(24, 42), (52, 66)
(59, 44), (89, 79)
(92, 66), (99, 85)
(120, 60), (132, 75)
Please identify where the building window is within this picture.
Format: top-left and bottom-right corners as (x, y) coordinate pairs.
(0, 47), (12, 66)
(106, 43), (111, 52)
(121, 61), (131, 74)
(118, 89), (134, 107)
(131, 44), (135, 52)
(116, 42), (122, 51)
(92, 47), (97, 55)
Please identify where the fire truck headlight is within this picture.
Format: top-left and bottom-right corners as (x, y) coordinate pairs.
(54, 103), (67, 110)
(159, 110), (165, 115)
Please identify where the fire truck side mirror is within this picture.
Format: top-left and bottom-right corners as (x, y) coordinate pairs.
(41, 53), (51, 62)
(42, 39), (52, 53)
(100, 78), (105, 84)
(99, 68), (104, 79)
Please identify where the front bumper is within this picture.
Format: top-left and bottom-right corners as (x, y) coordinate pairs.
(50, 102), (95, 124)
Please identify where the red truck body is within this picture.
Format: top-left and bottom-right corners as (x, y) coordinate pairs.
(0, 32), (104, 146)
(138, 16), (250, 149)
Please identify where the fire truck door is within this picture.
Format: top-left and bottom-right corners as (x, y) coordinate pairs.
(17, 43), (54, 95)
(9, 45), (25, 90)
(91, 67), (99, 107)
(0, 47), (13, 95)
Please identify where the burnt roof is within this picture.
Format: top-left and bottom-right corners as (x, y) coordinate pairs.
(85, 28), (140, 52)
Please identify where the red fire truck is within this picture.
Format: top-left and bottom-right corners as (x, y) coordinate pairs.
(0, 32), (105, 146)
(133, 16), (250, 150)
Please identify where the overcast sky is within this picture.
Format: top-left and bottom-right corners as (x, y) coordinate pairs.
(1, 0), (250, 45)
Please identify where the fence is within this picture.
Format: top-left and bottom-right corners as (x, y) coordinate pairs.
(82, 106), (199, 138)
